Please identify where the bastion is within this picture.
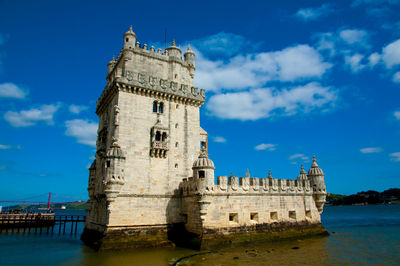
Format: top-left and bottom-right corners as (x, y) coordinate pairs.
(81, 27), (328, 250)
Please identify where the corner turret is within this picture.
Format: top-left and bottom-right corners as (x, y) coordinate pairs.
(307, 156), (326, 213)
(165, 40), (182, 57)
(184, 44), (195, 64)
(184, 44), (195, 78)
(123, 26), (136, 49)
(104, 141), (126, 203)
(192, 149), (215, 190)
(297, 164), (308, 182)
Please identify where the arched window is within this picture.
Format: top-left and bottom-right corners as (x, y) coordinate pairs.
(153, 101), (158, 113)
(162, 132), (167, 142)
(155, 131), (161, 141)
(158, 102), (164, 114)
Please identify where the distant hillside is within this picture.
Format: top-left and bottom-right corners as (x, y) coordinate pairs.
(2, 201), (86, 211)
(326, 188), (400, 205)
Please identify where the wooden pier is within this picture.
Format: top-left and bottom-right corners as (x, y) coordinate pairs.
(0, 214), (85, 235)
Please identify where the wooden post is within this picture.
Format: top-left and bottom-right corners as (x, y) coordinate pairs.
(74, 218), (78, 235)
(58, 216), (62, 234)
(63, 217), (66, 235)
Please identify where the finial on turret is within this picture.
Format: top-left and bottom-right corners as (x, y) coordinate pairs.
(172, 39), (176, 46)
(268, 170), (272, 178)
(311, 155), (319, 168)
(187, 44), (192, 50)
(246, 169), (250, 178)
(300, 164), (306, 174)
(230, 172), (233, 178)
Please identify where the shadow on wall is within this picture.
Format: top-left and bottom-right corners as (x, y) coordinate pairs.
(165, 187), (201, 250)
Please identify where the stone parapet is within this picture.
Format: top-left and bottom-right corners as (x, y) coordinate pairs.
(181, 176), (311, 196)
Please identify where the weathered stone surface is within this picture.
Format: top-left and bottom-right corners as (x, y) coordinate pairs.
(82, 27), (328, 250)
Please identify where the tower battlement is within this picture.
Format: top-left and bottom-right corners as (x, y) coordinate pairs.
(98, 28), (202, 115)
(181, 175), (312, 196)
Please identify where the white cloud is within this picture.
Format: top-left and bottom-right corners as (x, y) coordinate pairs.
(213, 136), (227, 143)
(394, 111), (400, 120)
(69, 104), (88, 114)
(254, 143), (276, 151)
(192, 32), (259, 58)
(295, 4), (333, 21)
(382, 39), (400, 68)
(65, 119), (98, 147)
(207, 82), (337, 120)
(194, 44), (331, 92)
(314, 32), (336, 57)
(368, 52), (381, 67)
(0, 144), (11, 150)
(345, 53), (366, 72)
(389, 152), (400, 162)
(360, 147), (383, 153)
(339, 29), (369, 48)
(289, 153), (309, 161)
(0, 83), (28, 99)
(4, 104), (60, 127)
(392, 72), (400, 83)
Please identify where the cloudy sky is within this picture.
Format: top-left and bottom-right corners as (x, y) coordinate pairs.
(0, 0), (399, 202)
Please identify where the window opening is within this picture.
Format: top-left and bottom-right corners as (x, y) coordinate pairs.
(198, 170), (205, 178)
(153, 101), (158, 113)
(270, 211), (278, 221)
(229, 213), (238, 223)
(201, 141), (207, 150)
(155, 131), (161, 141)
(250, 212), (259, 222)
(158, 102), (164, 113)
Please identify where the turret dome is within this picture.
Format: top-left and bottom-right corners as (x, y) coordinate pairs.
(184, 44), (195, 55)
(297, 164), (308, 181)
(166, 40), (182, 57)
(124, 26), (136, 38)
(192, 149), (215, 169)
(308, 156), (324, 176)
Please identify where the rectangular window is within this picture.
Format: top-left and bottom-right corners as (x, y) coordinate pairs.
(229, 213), (238, 223)
(270, 211), (278, 221)
(289, 211), (296, 219)
(305, 210), (311, 218)
(250, 212), (259, 222)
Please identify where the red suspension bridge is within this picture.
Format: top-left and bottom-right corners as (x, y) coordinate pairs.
(0, 192), (83, 209)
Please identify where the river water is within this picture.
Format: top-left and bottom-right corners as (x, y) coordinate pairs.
(0, 205), (399, 265)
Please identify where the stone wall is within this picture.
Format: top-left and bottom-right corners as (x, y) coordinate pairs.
(181, 175), (321, 236)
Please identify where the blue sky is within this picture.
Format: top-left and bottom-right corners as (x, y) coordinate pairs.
(0, 0), (400, 203)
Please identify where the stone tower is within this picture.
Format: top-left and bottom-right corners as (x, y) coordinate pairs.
(82, 27), (328, 251)
(82, 27), (206, 249)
